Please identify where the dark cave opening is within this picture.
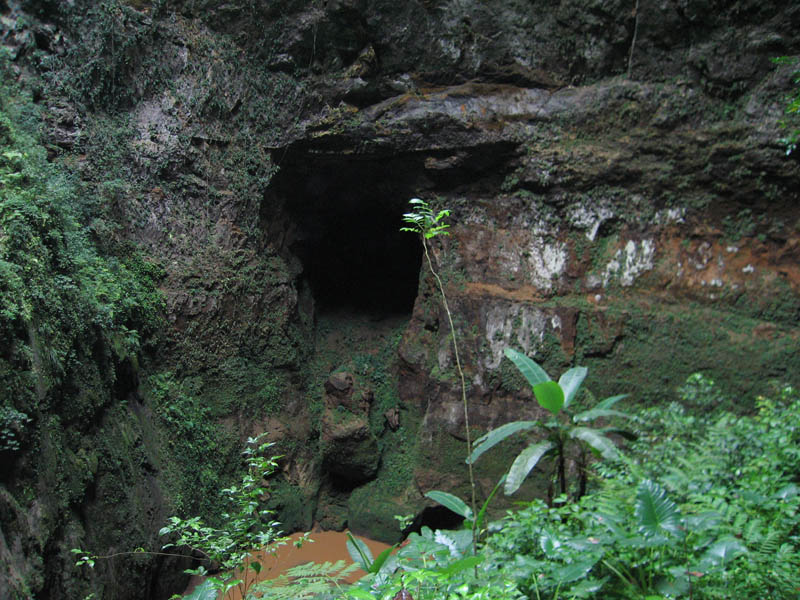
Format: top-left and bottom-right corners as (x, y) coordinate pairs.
(272, 152), (425, 315)
(401, 505), (466, 540)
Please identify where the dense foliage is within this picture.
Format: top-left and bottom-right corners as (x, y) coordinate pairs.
(0, 47), (163, 448)
(147, 374), (799, 600)
(773, 56), (800, 155)
(333, 376), (800, 600)
(470, 349), (634, 499)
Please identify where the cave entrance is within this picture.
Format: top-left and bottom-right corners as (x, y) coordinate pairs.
(273, 152), (425, 316)
(402, 505), (466, 540)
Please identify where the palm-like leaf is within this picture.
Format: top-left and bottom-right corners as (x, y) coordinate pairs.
(635, 479), (681, 538)
(700, 538), (747, 567)
(594, 393), (629, 410)
(424, 490), (473, 520)
(469, 420), (538, 464)
(504, 348), (550, 387)
(569, 427), (620, 461)
(559, 366), (588, 408)
(505, 440), (556, 495)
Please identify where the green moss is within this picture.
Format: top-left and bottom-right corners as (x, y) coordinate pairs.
(142, 370), (239, 518)
(266, 479), (313, 533)
(486, 357), (528, 394)
(347, 485), (411, 544)
(576, 300), (800, 411)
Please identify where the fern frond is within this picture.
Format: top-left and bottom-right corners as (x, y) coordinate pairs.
(284, 559), (359, 580)
(251, 560), (360, 600)
(757, 528), (781, 556)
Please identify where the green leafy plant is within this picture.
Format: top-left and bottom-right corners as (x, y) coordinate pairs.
(772, 56), (800, 155)
(470, 348), (634, 499)
(0, 405), (31, 452)
(74, 435), (288, 600)
(158, 434), (287, 599)
(346, 531), (398, 576)
(401, 198), (478, 551)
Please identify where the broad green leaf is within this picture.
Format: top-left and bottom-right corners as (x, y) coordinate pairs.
(504, 348), (550, 388)
(701, 538), (747, 567)
(570, 427), (621, 461)
(505, 440), (556, 495)
(437, 555), (483, 576)
(559, 366), (587, 408)
(656, 573), (690, 598)
(424, 490), (473, 520)
(346, 532), (374, 571)
(469, 421), (539, 464)
(573, 408), (636, 423)
(635, 480), (681, 538)
(534, 381), (565, 416)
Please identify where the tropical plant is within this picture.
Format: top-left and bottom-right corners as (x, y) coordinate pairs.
(482, 377), (800, 600)
(772, 56), (800, 155)
(74, 434), (289, 600)
(470, 348), (634, 499)
(158, 434), (288, 599)
(401, 198), (478, 551)
(342, 523), (497, 600)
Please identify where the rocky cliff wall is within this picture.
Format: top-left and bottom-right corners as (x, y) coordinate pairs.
(1, 0), (799, 596)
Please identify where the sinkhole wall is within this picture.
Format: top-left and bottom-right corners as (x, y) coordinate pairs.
(1, 0), (799, 596)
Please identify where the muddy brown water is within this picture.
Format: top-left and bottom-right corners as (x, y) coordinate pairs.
(183, 530), (392, 600)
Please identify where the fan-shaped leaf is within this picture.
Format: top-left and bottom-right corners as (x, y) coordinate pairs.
(559, 366), (588, 408)
(701, 538), (747, 567)
(424, 491), (473, 520)
(504, 348), (550, 387)
(570, 427), (620, 461)
(774, 483), (800, 500)
(469, 421), (538, 464)
(685, 511), (722, 533)
(505, 440), (556, 495)
(635, 480), (681, 538)
(539, 529), (562, 555)
(534, 381), (565, 416)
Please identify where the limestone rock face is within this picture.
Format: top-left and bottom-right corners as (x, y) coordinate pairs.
(320, 372), (380, 484)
